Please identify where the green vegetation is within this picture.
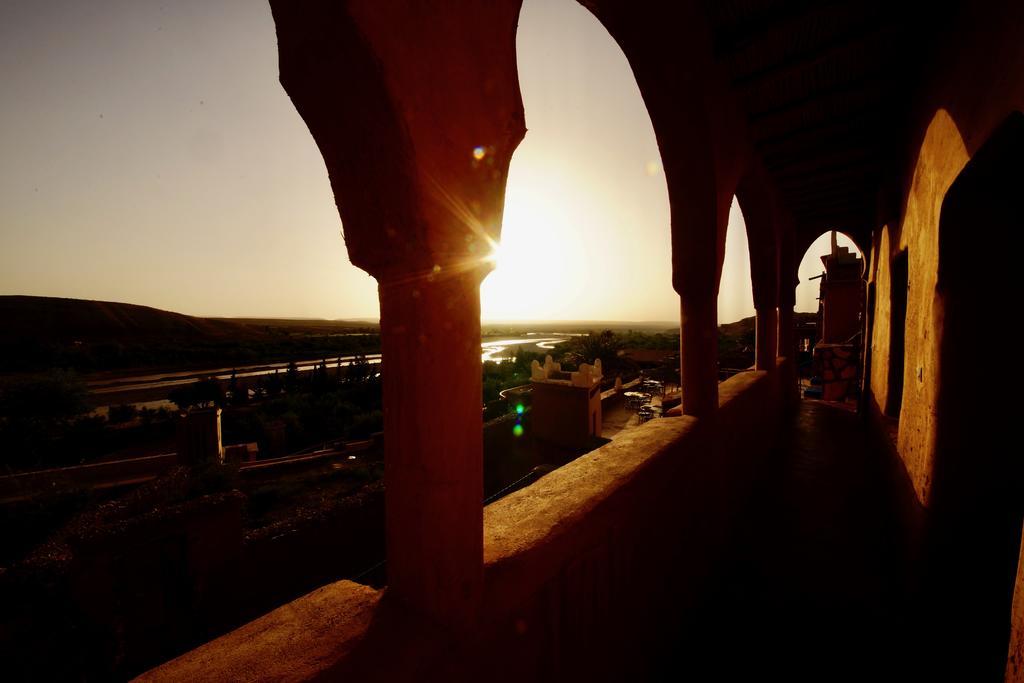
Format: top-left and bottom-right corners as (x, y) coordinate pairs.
(717, 317), (756, 370)
(0, 319), (765, 473)
(560, 329), (634, 377)
(0, 370), (111, 471)
(173, 358), (389, 455)
(482, 349), (548, 404)
(614, 329), (680, 351)
(168, 377), (227, 411)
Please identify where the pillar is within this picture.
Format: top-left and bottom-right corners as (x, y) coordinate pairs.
(755, 307), (778, 370)
(735, 170), (780, 374)
(379, 268), (485, 625)
(668, 172), (723, 416)
(270, 0), (526, 627)
(777, 304), (794, 359)
(679, 288), (719, 416)
(664, 137), (727, 418)
(776, 225), (798, 360)
(777, 232), (799, 401)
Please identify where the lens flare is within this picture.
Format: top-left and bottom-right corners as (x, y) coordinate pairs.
(485, 243), (501, 264)
(473, 146), (486, 161)
(515, 403), (524, 415)
(513, 423), (524, 437)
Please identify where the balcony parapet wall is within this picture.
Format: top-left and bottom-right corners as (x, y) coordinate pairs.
(137, 363), (789, 681)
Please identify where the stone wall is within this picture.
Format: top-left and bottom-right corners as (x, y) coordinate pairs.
(1, 488), (244, 680)
(139, 361), (792, 681)
(860, 4), (1024, 678)
(866, 1), (1024, 509)
(813, 343), (859, 401)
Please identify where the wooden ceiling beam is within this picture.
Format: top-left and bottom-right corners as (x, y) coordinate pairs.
(766, 144), (882, 176)
(730, 22), (888, 88)
(754, 110), (883, 154)
(711, 0), (826, 55)
(775, 156), (881, 183)
(745, 69), (885, 122)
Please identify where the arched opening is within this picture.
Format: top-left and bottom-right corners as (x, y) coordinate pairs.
(795, 231), (865, 315)
(481, 0), (670, 323)
(795, 231), (865, 401)
(717, 197), (755, 377)
(477, 0), (671, 499)
(886, 249), (909, 418)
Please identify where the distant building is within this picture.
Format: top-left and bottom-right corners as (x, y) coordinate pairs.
(817, 231), (865, 344)
(813, 232), (865, 401)
(529, 355), (603, 450)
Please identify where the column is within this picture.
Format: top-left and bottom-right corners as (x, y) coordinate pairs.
(679, 288), (719, 416)
(379, 267), (485, 625)
(755, 307), (778, 370)
(270, 0), (525, 627)
(777, 304), (794, 359)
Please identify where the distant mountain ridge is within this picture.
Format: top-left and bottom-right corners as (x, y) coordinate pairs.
(0, 296), (384, 375)
(0, 296), (263, 342)
(1, 295), (818, 344)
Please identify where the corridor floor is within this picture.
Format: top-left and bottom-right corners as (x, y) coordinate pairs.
(673, 399), (913, 681)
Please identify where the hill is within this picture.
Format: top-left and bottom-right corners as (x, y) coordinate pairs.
(0, 296), (266, 343)
(0, 297), (381, 375)
(718, 312), (818, 339)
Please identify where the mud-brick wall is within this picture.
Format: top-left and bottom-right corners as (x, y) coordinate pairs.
(475, 366), (787, 681)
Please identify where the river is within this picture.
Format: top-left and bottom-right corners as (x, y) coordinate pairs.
(88, 336), (571, 414)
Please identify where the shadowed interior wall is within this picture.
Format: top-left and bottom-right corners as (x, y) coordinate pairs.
(925, 112), (1023, 680)
(857, 7), (1024, 678)
(866, 2), (1024, 508)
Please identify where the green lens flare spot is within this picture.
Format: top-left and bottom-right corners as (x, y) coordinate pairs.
(513, 423), (524, 437)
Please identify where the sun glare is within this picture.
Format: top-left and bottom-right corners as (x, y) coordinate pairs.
(479, 0), (675, 323)
(481, 174), (588, 320)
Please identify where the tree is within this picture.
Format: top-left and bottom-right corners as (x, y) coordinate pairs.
(228, 369), (242, 405)
(265, 369), (283, 397)
(562, 330), (630, 376)
(347, 354), (371, 384)
(107, 403), (138, 424)
(285, 360), (299, 392)
(311, 359), (332, 394)
(0, 370), (89, 420)
(0, 370), (92, 469)
(168, 377), (224, 411)
(193, 377), (225, 408)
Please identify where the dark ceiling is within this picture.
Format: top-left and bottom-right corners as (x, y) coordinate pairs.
(702, 0), (934, 248)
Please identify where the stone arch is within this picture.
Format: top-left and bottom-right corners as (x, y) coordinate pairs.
(794, 231), (865, 315)
(793, 230), (866, 401)
(717, 197), (753, 322)
(794, 228), (868, 273)
(572, 2), (748, 415)
(270, 0), (528, 626)
(481, 0), (671, 323)
(894, 108), (969, 505)
(734, 168), (781, 371)
(715, 197), (756, 374)
(863, 217), (909, 421)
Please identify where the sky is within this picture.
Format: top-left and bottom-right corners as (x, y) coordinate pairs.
(0, 0), (841, 324)
(795, 232), (862, 312)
